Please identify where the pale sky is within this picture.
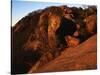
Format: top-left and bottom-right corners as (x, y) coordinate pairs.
(12, 1), (89, 26)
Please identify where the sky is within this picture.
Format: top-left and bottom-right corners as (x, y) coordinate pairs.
(12, 1), (89, 26)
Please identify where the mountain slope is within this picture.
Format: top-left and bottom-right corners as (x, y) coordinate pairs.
(29, 34), (97, 73)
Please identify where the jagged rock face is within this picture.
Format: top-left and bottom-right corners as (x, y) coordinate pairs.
(12, 6), (78, 74)
(12, 5), (97, 74)
(23, 6), (77, 53)
(84, 15), (97, 35)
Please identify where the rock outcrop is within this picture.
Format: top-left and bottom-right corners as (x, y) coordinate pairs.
(11, 5), (97, 74)
(28, 34), (97, 73)
(84, 15), (97, 35)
